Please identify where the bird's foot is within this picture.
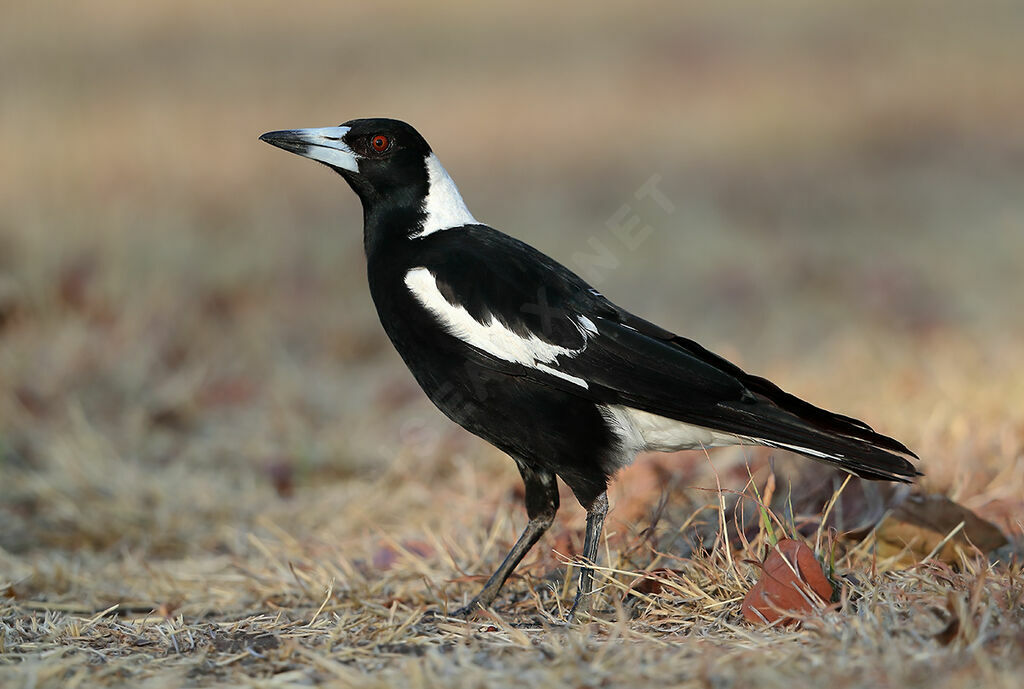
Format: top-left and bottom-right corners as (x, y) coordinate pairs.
(565, 591), (592, 624)
(450, 604), (479, 619)
(448, 597), (493, 619)
(421, 606), (475, 622)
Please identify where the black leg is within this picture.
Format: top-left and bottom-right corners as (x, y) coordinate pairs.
(453, 464), (559, 617)
(568, 491), (608, 620)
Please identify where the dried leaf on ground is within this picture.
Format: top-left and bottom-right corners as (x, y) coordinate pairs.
(628, 568), (688, 596)
(372, 540), (436, 571)
(874, 494), (1008, 567)
(742, 538), (834, 626)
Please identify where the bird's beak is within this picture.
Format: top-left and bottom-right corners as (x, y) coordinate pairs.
(258, 126), (358, 172)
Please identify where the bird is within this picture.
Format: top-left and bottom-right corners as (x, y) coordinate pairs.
(259, 118), (919, 619)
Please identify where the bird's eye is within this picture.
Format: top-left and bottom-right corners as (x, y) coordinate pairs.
(370, 135), (390, 152)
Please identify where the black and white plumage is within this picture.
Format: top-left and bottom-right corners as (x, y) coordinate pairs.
(260, 118), (919, 618)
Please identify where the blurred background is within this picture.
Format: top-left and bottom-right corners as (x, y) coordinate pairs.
(1, 0), (1023, 561)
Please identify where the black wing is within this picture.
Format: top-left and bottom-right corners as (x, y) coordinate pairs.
(415, 226), (919, 481)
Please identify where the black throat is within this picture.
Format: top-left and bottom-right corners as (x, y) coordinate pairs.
(334, 166), (428, 260)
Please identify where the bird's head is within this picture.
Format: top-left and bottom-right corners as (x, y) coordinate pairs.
(260, 118), (475, 242)
(259, 118), (431, 203)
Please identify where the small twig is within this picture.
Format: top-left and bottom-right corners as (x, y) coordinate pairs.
(307, 578), (335, 627)
(82, 604), (120, 629)
(816, 474), (852, 557)
(922, 521), (967, 563)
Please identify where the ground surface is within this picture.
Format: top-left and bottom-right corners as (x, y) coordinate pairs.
(2, 1), (1024, 687)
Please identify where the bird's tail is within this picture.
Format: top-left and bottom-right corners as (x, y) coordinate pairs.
(721, 395), (920, 482)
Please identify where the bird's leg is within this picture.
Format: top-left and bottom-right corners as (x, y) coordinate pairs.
(452, 465), (559, 617)
(567, 491), (608, 621)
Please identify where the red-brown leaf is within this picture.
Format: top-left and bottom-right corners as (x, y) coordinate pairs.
(742, 538), (834, 625)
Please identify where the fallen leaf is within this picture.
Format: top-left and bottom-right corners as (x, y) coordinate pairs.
(373, 540), (435, 571)
(628, 568), (687, 596)
(373, 545), (400, 571)
(742, 539), (834, 626)
(265, 458), (295, 499)
(973, 497), (1024, 537)
(156, 599), (183, 618)
(874, 494), (1008, 567)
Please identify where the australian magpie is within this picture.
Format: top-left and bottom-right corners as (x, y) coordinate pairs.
(259, 118), (919, 618)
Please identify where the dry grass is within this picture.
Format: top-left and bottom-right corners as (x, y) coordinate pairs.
(2, 1), (1024, 687)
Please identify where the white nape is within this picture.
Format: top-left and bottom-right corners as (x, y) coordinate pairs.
(412, 154), (477, 238)
(599, 404), (747, 467)
(404, 267), (589, 389)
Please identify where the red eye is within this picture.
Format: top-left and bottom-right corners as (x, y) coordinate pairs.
(371, 134), (390, 152)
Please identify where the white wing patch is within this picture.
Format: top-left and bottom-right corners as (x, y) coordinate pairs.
(404, 267), (591, 388)
(412, 154), (477, 238)
(536, 363), (588, 388)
